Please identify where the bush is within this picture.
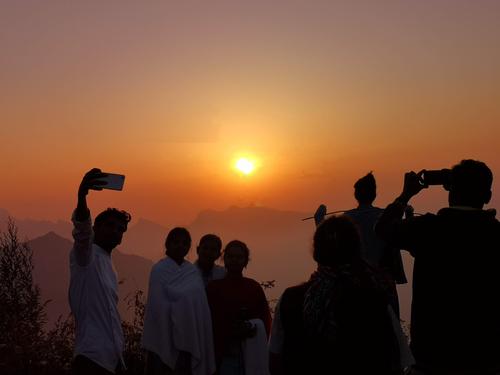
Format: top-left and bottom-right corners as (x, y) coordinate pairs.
(0, 219), (47, 374)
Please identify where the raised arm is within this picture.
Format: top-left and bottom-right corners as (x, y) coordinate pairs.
(375, 171), (426, 247)
(72, 168), (106, 266)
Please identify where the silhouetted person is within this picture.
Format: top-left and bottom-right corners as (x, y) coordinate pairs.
(142, 227), (215, 375)
(315, 172), (407, 316)
(70, 168), (131, 374)
(269, 215), (401, 375)
(207, 240), (271, 375)
(195, 234), (225, 287)
(376, 159), (500, 375)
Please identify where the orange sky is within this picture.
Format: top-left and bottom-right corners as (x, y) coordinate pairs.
(1, 1), (499, 226)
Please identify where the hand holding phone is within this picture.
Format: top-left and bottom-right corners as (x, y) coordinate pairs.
(76, 169), (126, 222)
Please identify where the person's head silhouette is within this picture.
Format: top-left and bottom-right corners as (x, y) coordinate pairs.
(165, 227), (191, 265)
(354, 172), (376, 206)
(448, 159), (493, 209)
(196, 234), (222, 272)
(313, 215), (362, 268)
(223, 240), (250, 276)
(93, 208), (131, 252)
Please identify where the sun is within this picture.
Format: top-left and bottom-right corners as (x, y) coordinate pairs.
(235, 157), (255, 175)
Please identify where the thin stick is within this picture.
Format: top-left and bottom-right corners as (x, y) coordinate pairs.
(302, 209), (351, 221)
(302, 209), (423, 221)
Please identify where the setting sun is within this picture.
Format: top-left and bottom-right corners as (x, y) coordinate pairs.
(235, 158), (255, 175)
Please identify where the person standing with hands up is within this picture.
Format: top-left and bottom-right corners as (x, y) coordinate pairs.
(376, 160), (500, 375)
(69, 168), (131, 375)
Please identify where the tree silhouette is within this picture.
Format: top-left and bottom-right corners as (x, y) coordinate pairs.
(122, 290), (146, 374)
(0, 219), (47, 373)
(42, 314), (75, 374)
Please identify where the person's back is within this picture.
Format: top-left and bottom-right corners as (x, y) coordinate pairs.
(270, 216), (401, 375)
(346, 173), (406, 284)
(376, 159), (500, 374)
(406, 208), (500, 371)
(276, 282), (311, 375)
(344, 205), (385, 266)
(279, 266), (399, 374)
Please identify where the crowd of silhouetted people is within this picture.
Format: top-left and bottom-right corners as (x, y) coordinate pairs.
(69, 159), (499, 375)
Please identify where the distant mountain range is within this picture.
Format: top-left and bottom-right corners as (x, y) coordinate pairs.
(1, 206), (413, 325)
(0, 208), (73, 241)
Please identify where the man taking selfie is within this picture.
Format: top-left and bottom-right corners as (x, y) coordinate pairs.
(69, 168), (131, 374)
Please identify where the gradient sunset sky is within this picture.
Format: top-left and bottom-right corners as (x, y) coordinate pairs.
(1, 0), (499, 226)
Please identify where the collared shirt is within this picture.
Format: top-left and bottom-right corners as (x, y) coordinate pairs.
(69, 213), (124, 373)
(194, 261), (226, 287)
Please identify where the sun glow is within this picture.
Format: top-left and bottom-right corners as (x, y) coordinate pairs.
(235, 157), (255, 175)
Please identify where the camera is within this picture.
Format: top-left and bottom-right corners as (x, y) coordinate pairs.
(421, 169), (451, 187)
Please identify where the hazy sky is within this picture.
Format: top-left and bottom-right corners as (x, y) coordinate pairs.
(1, 0), (499, 226)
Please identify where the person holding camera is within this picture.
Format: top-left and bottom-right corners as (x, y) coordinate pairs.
(69, 168), (131, 374)
(376, 159), (500, 375)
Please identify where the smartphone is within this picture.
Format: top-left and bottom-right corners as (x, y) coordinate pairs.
(421, 169), (451, 186)
(94, 173), (125, 191)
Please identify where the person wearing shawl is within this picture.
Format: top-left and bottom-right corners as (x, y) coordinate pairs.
(142, 227), (216, 375)
(269, 216), (401, 375)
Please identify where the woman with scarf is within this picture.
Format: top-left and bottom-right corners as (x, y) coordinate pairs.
(269, 215), (402, 375)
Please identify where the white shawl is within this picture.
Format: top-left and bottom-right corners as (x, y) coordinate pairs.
(142, 258), (215, 375)
(242, 319), (270, 375)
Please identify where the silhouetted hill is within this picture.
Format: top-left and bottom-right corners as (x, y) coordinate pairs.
(30, 232), (72, 327)
(0, 208), (168, 262)
(0, 208), (72, 241)
(28, 232), (153, 326)
(119, 218), (169, 261)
